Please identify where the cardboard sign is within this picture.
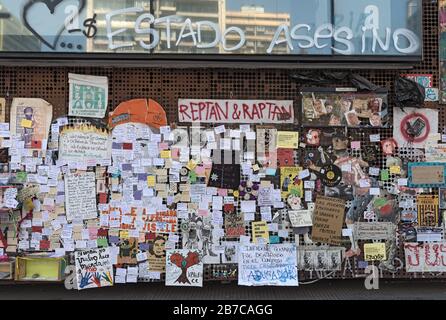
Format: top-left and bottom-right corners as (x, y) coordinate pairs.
(178, 100), (294, 124)
(364, 243), (387, 261)
(238, 244), (298, 286)
(405, 242), (446, 272)
(75, 247), (114, 290)
(311, 196), (346, 245)
(69, 73), (108, 118)
(59, 125), (112, 165)
(65, 171), (97, 221)
(165, 249), (203, 287)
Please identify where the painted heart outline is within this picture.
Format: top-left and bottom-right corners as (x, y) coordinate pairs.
(22, 0), (86, 50)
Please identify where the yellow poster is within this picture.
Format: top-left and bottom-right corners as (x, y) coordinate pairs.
(364, 243), (387, 261)
(280, 167), (303, 198)
(252, 221), (269, 244)
(277, 131), (299, 149)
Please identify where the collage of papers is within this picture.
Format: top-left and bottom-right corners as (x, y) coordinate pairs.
(0, 73), (446, 290)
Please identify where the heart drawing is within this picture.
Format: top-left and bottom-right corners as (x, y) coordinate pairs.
(22, 0), (86, 50)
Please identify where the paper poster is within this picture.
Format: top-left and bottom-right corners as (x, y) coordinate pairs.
(64, 171), (97, 221)
(178, 100), (294, 124)
(146, 210), (177, 233)
(75, 247), (114, 290)
(59, 125), (111, 164)
(405, 242), (446, 272)
(440, 0), (446, 104)
(147, 234), (168, 272)
(277, 131), (299, 149)
(181, 214), (220, 264)
(353, 222), (396, 240)
(221, 241), (239, 264)
(224, 204), (245, 238)
(0, 98), (5, 122)
(408, 162), (446, 188)
(280, 167), (303, 198)
(69, 73), (108, 118)
(288, 209), (313, 228)
(363, 243), (387, 261)
(238, 244), (298, 286)
(10, 98), (52, 150)
(251, 221), (269, 244)
(311, 196), (346, 245)
(166, 249), (203, 287)
(416, 195), (439, 227)
(393, 108), (438, 148)
(118, 237), (138, 265)
(297, 245), (344, 271)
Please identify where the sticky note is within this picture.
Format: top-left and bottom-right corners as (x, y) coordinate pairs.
(160, 150), (171, 159)
(21, 119), (33, 128)
(351, 141), (361, 149)
(380, 169), (389, 181)
(147, 176), (156, 187)
(389, 166), (401, 175)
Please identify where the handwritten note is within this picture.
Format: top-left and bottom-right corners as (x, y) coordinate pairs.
(65, 171), (97, 221)
(238, 244), (298, 286)
(75, 247), (114, 290)
(311, 196), (346, 245)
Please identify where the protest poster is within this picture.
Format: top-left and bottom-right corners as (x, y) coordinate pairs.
(165, 249), (203, 287)
(297, 245), (343, 271)
(311, 196), (346, 245)
(280, 167), (303, 198)
(146, 210), (177, 233)
(405, 242), (446, 272)
(147, 234), (168, 272)
(68, 73), (108, 118)
(64, 171), (97, 221)
(178, 99), (294, 124)
(238, 243), (298, 286)
(59, 124), (111, 164)
(224, 203), (245, 237)
(75, 247), (114, 290)
(10, 98), (52, 150)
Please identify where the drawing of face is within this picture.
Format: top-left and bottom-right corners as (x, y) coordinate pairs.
(326, 104), (333, 113)
(341, 100), (351, 113)
(153, 238), (165, 257)
(381, 139), (396, 155)
(24, 107), (33, 120)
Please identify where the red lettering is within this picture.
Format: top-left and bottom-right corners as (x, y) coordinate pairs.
(215, 102), (228, 120)
(251, 103), (261, 120)
(405, 244), (420, 266)
(178, 104), (191, 121)
(242, 104), (253, 120)
(190, 102), (200, 121)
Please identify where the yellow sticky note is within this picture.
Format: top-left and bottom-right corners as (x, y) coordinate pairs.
(364, 243), (387, 261)
(160, 150), (171, 159)
(186, 159), (197, 171)
(119, 230), (129, 239)
(252, 221), (269, 244)
(389, 166), (401, 175)
(147, 176), (156, 187)
(277, 131), (299, 149)
(21, 119), (33, 128)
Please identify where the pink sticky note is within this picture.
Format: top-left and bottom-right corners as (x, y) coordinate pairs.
(203, 162), (212, 169)
(195, 166), (205, 175)
(198, 209), (209, 217)
(217, 188), (228, 196)
(351, 141), (361, 149)
(158, 142), (169, 150)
